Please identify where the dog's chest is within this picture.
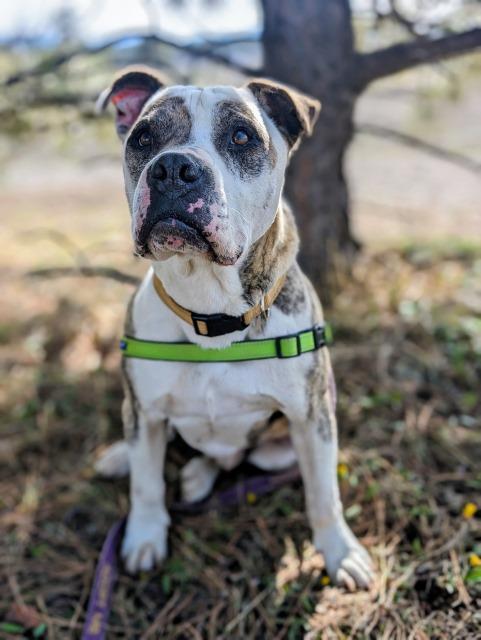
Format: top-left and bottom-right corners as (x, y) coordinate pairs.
(131, 358), (277, 458)
(128, 268), (313, 459)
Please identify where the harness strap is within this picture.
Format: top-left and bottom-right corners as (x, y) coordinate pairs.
(120, 324), (331, 363)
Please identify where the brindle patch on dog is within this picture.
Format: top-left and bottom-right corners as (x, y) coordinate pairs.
(212, 100), (277, 181)
(121, 362), (139, 441)
(246, 411), (290, 449)
(274, 263), (307, 315)
(125, 96), (192, 185)
(240, 205), (299, 306)
(121, 291), (140, 440)
(306, 350), (334, 442)
(124, 291), (136, 335)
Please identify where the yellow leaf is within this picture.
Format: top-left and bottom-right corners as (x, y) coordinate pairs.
(462, 503), (478, 519)
(337, 463), (349, 479)
(469, 553), (481, 567)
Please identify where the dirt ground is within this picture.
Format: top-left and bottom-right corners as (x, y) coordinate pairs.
(1, 66), (481, 639)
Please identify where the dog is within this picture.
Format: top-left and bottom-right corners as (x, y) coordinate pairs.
(95, 66), (374, 590)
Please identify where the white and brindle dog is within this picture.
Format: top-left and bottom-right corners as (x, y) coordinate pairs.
(95, 67), (374, 590)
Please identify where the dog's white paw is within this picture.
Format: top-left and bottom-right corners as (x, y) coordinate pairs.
(94, 441), (129, 478)
(181, 457), (219, 503)
(315, 519), (375, 591)
(121, 514), (168, 573)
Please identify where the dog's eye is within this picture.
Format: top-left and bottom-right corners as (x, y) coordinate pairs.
(231, 129), (250, 146)
(137, 130), (152, 148)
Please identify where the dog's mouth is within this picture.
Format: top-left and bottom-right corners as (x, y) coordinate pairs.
(135, 211), (244, 267)
(141, 218), (213, 260)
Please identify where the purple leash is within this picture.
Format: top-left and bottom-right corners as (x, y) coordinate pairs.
(81, 518), (126, 640)
(81, 466), (301, 639)
(171, 464), (301, 513)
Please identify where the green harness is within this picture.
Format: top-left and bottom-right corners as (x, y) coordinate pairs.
(120, 323), (331, 363)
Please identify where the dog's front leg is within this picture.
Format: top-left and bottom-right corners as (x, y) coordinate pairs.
(287, 368), (374, 590)
(121, 412), (170, 574)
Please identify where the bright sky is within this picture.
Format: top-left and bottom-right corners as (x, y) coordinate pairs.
(0, 0), (261, 43)
(0, 0), (465, 44)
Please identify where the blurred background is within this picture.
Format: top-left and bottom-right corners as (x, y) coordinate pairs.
(1, 1), (481, 638)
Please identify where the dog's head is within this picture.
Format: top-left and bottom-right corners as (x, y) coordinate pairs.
(99, 67), (320, 266)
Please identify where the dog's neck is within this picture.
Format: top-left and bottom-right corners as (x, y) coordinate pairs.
(151, 202), (299, 319)
(152, 254), (246, 318)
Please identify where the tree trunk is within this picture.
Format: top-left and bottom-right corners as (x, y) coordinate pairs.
(261, 0), (359, 288)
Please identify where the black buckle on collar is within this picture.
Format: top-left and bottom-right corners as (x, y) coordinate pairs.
(312, 324), (326, 349)
(191, 312), (248, 338)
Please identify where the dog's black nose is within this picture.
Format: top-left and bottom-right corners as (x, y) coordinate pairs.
(151, 153), (202, 189)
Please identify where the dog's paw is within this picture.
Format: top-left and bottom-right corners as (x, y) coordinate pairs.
(94, 441), (129, 478)
(180, 457), (219, 503)
(122, 514), (168, 573)
(315, 519), (375, 591)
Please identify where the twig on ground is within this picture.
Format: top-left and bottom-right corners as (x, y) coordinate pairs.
(426, 522), (470, 560)
(449, 549), (471, 607)
(27, 266), (140, 286)
(139, 591), (183, 640)
(224, 588), (272, 635)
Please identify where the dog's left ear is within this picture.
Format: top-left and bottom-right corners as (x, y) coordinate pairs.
(247, 79), (321, 150)
(96, 66), (165, 138)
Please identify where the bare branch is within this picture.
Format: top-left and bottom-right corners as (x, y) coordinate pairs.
(384, 0), (453, 38)
(3, 31), (261, 88)
(388, 2), (423, 37)
(373, 0), (422, 37)
(28, 266), (140, 286)
(203, 33), (261, 48)
(356, 123), (481, 175)
(357, 27), (481, 88)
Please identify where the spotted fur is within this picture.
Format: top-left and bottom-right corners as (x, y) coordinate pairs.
(306, 351), (334, 442)
(212, 100), (277, 181)
(240, 204), (299, 306)
(125, 96), (192, 185)
(121, 291), (140, 440)
(274, 263), (307, 315)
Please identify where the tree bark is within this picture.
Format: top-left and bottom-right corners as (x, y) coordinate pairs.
(261, 0), (359, 288)
(260, 2), (481, 288)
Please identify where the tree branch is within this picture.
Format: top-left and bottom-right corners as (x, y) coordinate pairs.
(3, 31), (261, 88)
(28, 266), (140, 286)
(373, 0), (422, 38)
(357, 27), (481, 88)
(384, 0), (450, 39)
(356, 123), (481, 175)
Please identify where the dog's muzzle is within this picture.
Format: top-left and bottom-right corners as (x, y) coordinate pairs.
(134, 152), (216, 256)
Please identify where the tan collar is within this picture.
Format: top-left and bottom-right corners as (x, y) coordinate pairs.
(152, 273), (286, 338)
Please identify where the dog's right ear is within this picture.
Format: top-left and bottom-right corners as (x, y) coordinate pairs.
(96, 66), (165, 138)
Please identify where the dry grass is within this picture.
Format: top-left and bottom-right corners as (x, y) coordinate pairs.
(1, 243), (481, 639)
